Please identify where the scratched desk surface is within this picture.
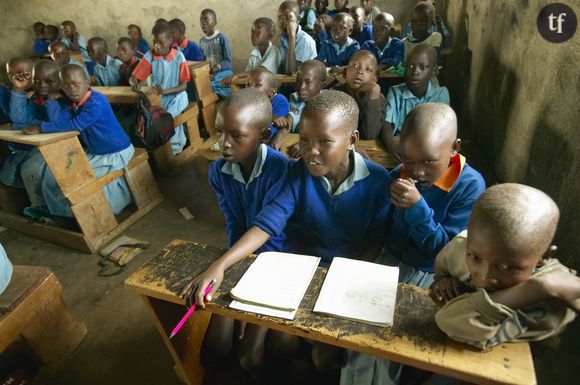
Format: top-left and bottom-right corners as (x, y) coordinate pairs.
(126, 240), (536, 385)
(0, 127), (78, 146)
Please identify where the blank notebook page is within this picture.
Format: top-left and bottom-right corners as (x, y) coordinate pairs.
(313, 257), (399, 327)
(230, 252), (320, 311)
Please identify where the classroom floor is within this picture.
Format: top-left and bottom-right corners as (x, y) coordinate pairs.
(1, 137), (578, 385)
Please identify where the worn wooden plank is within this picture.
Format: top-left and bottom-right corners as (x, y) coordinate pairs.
(0, 128), (78, 146)
(231, 71), (403, 87)
(125, 240), (536, 385)
(0, 266), (51, 313)
(93, 86), (161, 106)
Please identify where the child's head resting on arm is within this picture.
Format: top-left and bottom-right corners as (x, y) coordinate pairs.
(467, 184), (559, 291)
(404, 43), (437, 97)
(117, 37), (136, 63)
(216, 88), (272, 167)
(278, 1), (301, 34)
(151, 23), (173, 56)
(251, 17), (276, 48)
(6, 57), (34, 92)
(344, 50), (378, 95)
(247, 67), (278, 100)
(49, 41), (71, 66)
(296, 59), (327, 102)
(399, 103), (459, 190)
(33, 59), (61, 98)
(299, 90), (359, 180)
(411, 1), (435, 40)
(87, 37), (108, 65)
(59, 64), (90, 103)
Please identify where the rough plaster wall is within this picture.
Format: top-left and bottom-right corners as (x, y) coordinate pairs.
(444, 0), (580, 270)
(0, 0), (433, 72)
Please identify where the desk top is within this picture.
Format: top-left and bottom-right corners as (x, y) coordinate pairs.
(0, 127), (78, 146)
(232, 70), (402, 86)
(92, 86), (161, 106)
(125, 240), (535, 385)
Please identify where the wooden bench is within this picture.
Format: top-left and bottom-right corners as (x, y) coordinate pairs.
(0, 129), (162, 253)
(125, 240), (537, 385)
(94, 86), (203, 174)
(0, 266), (86, 383)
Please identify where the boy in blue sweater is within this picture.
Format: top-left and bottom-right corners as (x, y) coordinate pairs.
(199, 9), (233, 97)
(88, 37), (122, 87)
(350, 6), (373, 45)
(316, 12), (360, 71)
(169, 18), (204, 62)
(190, 89), (289, 376)
(341, 103), (485, 385)
(32, 22), (49, 54)
(22, 64), (134, 217)
(127, 24), (150, 58)
(360, 12), (404, 69)
(181, 90), (391, 371)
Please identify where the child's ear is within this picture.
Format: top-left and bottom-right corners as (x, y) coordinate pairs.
(451, 138), (461, 155)
(260, 127), (272, 143)
(538, 245), (558, 267)
(348, 129), (359, 149)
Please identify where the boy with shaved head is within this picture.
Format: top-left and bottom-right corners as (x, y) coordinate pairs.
(88, 37), (122, 86)
(432, 184), (579, 350)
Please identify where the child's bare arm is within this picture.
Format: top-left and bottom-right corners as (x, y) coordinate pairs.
(429, 276), (467, 304)
(160, 81), (187, 96)
(129, 75), (141, 92)
(284, 12), (300, 75)
(180, 226), (271, 308)
(380, 122), (401, 162)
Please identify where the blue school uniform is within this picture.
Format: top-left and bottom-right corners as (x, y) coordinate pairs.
(33, 38), (50, 54)
(288, 92), (305, 133)
(270, 94), (290, 138)
(209, 144), (289, 252)
(200, 31), (233, 97)
(279, 25), (317, 72)
(316, 37), (360, 67)
(69, 58), (91, 79)
(351, 24), (373, 46)
(176, 38), (204, 62)
(58, 34), (92, 68)
(254, 151), (391, 267)
(94, 55), (123, 86)
(360, 37), (404, 68)
(0, 243), (12, 295)
(403, 18), (452, 48)
(328, 8), (349, 18)
(39, 90), (134, 217)
(386, 81), (450, 135)
(300, 8), (317, 31)
(0, 85), (10, 124)
(135, 37), (150, 59)
(133, 49), (191, 155)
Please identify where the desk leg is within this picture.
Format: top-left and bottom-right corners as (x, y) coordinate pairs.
(140, 296), (211, 385)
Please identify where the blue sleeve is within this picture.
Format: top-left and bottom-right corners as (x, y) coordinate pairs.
(367, 173), (392, 243)
(317, 30), (329, 43)
(191, 42), (204, 61)
(306, 9), (317, 29)
(9, 92), (41, 128)
(438, 87), (451, 105)
(315, 43), (329, 63)
(253, 164), (295, 237)
(401, 177), (485, 260)
(41, 98), (100, 133)
(381, 39), (404, 67)
(208, 161), (245, 246)
(272, 95), (290, 118)
(219, 34), (232, 71)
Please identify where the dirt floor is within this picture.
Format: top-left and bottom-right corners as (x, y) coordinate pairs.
(1, 140), (578, 385)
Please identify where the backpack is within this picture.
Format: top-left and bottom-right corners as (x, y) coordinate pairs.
(135, 91), (175, 150)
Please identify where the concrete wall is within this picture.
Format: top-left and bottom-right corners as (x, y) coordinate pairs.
(443, 0), (580, 270)
(0, 0), (430, 72)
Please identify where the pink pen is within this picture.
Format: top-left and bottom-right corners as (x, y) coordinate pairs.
(169, 278), (217, 339)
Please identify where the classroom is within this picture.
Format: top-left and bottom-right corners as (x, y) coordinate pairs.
(0, 0), (578, 384)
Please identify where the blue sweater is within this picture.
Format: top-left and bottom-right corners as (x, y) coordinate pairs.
(209, 146), (289, 253)
(385, 160), (485, 272)
(41, 90), (130, 155)
(351, 24), (373, 46)
(270, 93), (289, 138)
(360, 38), (405, 67)
(9, 91), (53, 151)
(255, 155), (392, 267)
(316, 38), (360, 67)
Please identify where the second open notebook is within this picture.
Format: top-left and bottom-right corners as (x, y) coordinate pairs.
(229, 252), (320, 320)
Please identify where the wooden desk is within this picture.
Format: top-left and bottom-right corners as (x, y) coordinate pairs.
(125, 240), (536, 385)
(0, 128), (162, 253)
(95, 86), (203, 173)
(281, 133), (399, 169)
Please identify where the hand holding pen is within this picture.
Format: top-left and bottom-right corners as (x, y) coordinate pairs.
(171, 278), (217, 339)
(390, 178), (421, 208)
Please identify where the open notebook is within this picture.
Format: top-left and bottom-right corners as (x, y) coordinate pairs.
(313, 257), (399, 327)
(229, 252), (320, 320)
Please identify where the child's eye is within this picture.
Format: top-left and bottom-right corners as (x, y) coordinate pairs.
(424, 160), (434, 165)
(499, 264), (520, 273)
(299, 135), (308, 142)
(319, 139), (331, 144)
(468, 254), (481, 263)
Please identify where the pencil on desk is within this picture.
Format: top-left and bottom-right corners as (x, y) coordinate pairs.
(169, 278), (216, 339)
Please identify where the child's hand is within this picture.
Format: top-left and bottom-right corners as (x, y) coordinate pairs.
(534, 269), (580, 312)
(272, 116), (289, 130)
(22, 126), (41, 135)
(314, 17), (325, 33)
(10, 72), (32, 92)
(390, 178), (421, 208)
(220, 74), (238, 87)
(288, 142), (301, 159)
(180, 264), (225, 309)
(328, 66), (343, 76)
(152, 84), (164, 95)
(355, 81), (381, 101)
(429, 277), (466, 305)
(270, 134), (284, 152)
(287, 12), (299, 37)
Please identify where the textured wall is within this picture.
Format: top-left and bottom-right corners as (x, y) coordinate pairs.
(0, 0), (431, 72)
(443, 0), (580, 270)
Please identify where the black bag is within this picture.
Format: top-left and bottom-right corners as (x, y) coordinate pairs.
(135, 91), (175, 150)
